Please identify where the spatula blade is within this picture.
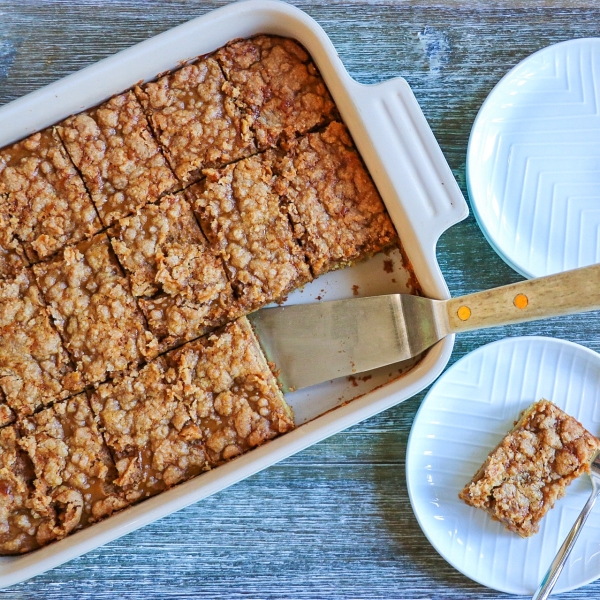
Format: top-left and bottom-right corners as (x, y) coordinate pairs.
(248, 294), (443, 392)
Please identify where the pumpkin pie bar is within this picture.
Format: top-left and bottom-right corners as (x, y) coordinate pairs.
(108, 193), (236, 348)
(57, 91), (178, 226)
(188, 152), (311, 313)
(18, 394), (130, 546)
(89, 318), (293, 500)
(0, 128), (102, 262)
(279, 122), (397, 276)
(459, 399), (600, 537)
(33, 233), (156, 387)
(216, 35), (336, 149)
(0, 268), (78, 417)
(135, 56), (255, 186)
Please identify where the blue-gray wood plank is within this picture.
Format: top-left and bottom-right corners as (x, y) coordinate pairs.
(1, 1), (599, 597)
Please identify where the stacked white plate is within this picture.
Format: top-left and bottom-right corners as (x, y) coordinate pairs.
(467, 38), (600, 278)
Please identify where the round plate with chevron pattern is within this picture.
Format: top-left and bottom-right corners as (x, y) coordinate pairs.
(467, 39), (600, 278)
(406, 336), (600, 595)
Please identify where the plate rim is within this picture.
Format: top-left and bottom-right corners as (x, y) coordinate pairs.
(465, 37), (600, 280)
(405, 335), (600, 596)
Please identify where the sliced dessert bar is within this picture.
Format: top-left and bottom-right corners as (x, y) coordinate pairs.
(108, 193), (235, 348)
(216, 35), (336, 149)
(0, 128), (101, 262)
(0, 268), (78, 417)
(165, 317), (294, 466)
(33, 233), (156, 387)
(89, 318), (293, 500)
(135, 56), (255, 186)
(459, 399), (600, 537)
(18, 394), (130, 545)
(57, 91), (178, 226)
(89, 358), (209, 501)
(188, 152), (311, 313)
(279, 122), (397, 276)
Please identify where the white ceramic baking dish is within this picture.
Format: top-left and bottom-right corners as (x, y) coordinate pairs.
(0, 0), (468, 586)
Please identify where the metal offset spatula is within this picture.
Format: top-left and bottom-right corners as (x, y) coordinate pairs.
(249, 262), (600, 392)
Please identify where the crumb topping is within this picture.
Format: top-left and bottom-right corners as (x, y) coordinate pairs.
(58, 91), (178, 226)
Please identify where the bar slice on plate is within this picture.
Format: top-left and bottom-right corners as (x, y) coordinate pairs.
(459, 399), (600, 537)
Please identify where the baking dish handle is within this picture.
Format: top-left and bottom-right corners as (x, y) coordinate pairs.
(346, 77), (468, 276)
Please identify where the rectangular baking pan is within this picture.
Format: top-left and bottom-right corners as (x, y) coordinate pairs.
(0, 0), (468, 586)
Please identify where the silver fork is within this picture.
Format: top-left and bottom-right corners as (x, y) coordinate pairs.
(533, 452), (600, 599)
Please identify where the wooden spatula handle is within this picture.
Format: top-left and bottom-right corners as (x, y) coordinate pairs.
(446, 262), (600, 333)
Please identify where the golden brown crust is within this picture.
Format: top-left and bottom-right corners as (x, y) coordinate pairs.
(58, 91), (178, 226)
(216, 35), (337, 150)
(18, 394), (130, 546)
(279, 122), (397, 276)
(188, 153), (311, 313)
(0, 128), (102, 262)
(0, 268), (78, 417)
(459, 400), (600, 537)
(135, 56), (255, 186)
(0, 194), (28, 279)
(32, 234), (156, 387)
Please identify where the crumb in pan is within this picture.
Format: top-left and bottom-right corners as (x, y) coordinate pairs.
(0, 194), (28, 279)
(459, 399), (600, 537)
(0, 426), (42, 554)
(0, 268), (78, 417)
(188, 152), (311, 313)
(33, 233), (157, 387)
(135, 56), (255, 186)
(108, 193), (236, 349)
(216, 35), (337, 150)
(18, 394), (130, 547)
(0, 389), (15, 428)
(57, 91), (178, 226)
(0, 128), (102, 262)
(279, 122), (397, 276)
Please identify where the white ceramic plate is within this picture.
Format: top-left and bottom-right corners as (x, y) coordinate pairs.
(466, 38), (600, 279)
(406, 336), (600, 596)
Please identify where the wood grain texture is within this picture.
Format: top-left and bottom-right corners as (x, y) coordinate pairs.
(2, 1), (600, 598)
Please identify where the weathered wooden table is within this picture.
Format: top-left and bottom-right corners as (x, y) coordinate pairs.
(1, 1), (599, 597)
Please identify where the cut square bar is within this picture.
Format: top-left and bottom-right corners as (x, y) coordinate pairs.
(280, 122), (397, 276)
(33, 233), (156, 387)
(108, 193), (235, 347)
(0, 128), (102, 262)
(459, 399), (600, 537)
(188, 152), (311, 313)
(216, 35), (336, 150)
(0, 268), (78, 417)
(135, 56), (255, 186)
(18, 394), (130, 544)
(57, 91), (178, 226)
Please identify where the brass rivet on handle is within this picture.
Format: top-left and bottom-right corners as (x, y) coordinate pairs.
(457, 306), (471, 321)
(514, 293), (529, 309)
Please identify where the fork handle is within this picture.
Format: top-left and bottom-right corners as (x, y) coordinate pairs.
(445, 262), (600, 333)
(532, 484), (600, 600)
